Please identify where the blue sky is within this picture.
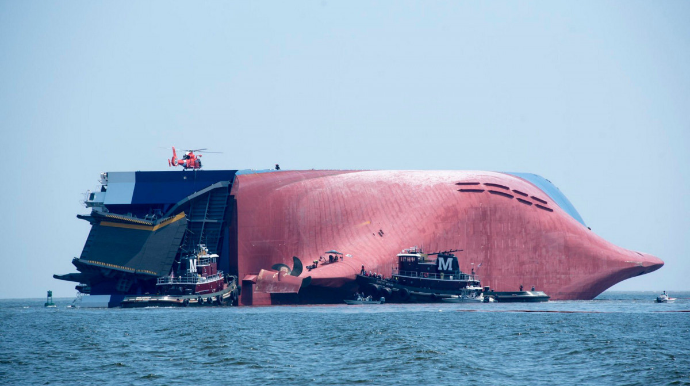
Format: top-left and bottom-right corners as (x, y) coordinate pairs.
(1, 1), (688, 298)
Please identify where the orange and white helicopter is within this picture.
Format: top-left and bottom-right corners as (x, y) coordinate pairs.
(168, 147), (221, 170)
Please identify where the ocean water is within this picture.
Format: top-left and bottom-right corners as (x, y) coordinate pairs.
(1, 291), (688, 386)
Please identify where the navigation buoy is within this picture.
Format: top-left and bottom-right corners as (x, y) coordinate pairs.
(44, 290), (56, 308)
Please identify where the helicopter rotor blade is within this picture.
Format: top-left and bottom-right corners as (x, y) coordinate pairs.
(163, 147), (222, 153)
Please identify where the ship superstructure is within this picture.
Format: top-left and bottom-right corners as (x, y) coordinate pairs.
(55, 170), (237, 307)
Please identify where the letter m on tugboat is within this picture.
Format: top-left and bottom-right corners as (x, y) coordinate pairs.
(432, 249), (462, 274)
(437, 256), (455, 272)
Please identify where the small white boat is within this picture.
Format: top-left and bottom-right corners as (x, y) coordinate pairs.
(345, 295), (383, 305)
(344, 299), (382, 305)
(441, 286), (492, 303)
(442, 292), (486, 303)
(656, 292), (676, 303)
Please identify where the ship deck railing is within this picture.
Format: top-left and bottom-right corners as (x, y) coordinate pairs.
(156, 271), (224, 285)
(394, 270), (479, 282)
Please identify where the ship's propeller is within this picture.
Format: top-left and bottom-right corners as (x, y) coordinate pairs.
(270, 256), (304, 277)
(268, 256), (310, 288)
(291, 256), (303, 277)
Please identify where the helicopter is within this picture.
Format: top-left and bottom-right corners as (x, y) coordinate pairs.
(168, 147), (221, 170)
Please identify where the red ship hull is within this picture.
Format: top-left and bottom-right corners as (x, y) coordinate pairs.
(231, 170), (663, 305)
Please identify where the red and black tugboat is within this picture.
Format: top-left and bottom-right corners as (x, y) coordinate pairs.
(121, 244), (239, 307)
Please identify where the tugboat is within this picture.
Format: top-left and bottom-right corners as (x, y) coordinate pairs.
(357, 247), (549, 303)
(357, 248), (484, 302)
(120, 244), (239, 308)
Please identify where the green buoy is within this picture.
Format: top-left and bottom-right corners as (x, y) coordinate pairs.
(44, 290), (56, 308)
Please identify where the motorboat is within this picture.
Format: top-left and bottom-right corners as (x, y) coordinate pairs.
(441, 288), (488, 303)
(656, 292), (676, 303)
(344, 294), (383, 305)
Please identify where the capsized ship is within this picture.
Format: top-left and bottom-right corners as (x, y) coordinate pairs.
(55, 169), (663, 306)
